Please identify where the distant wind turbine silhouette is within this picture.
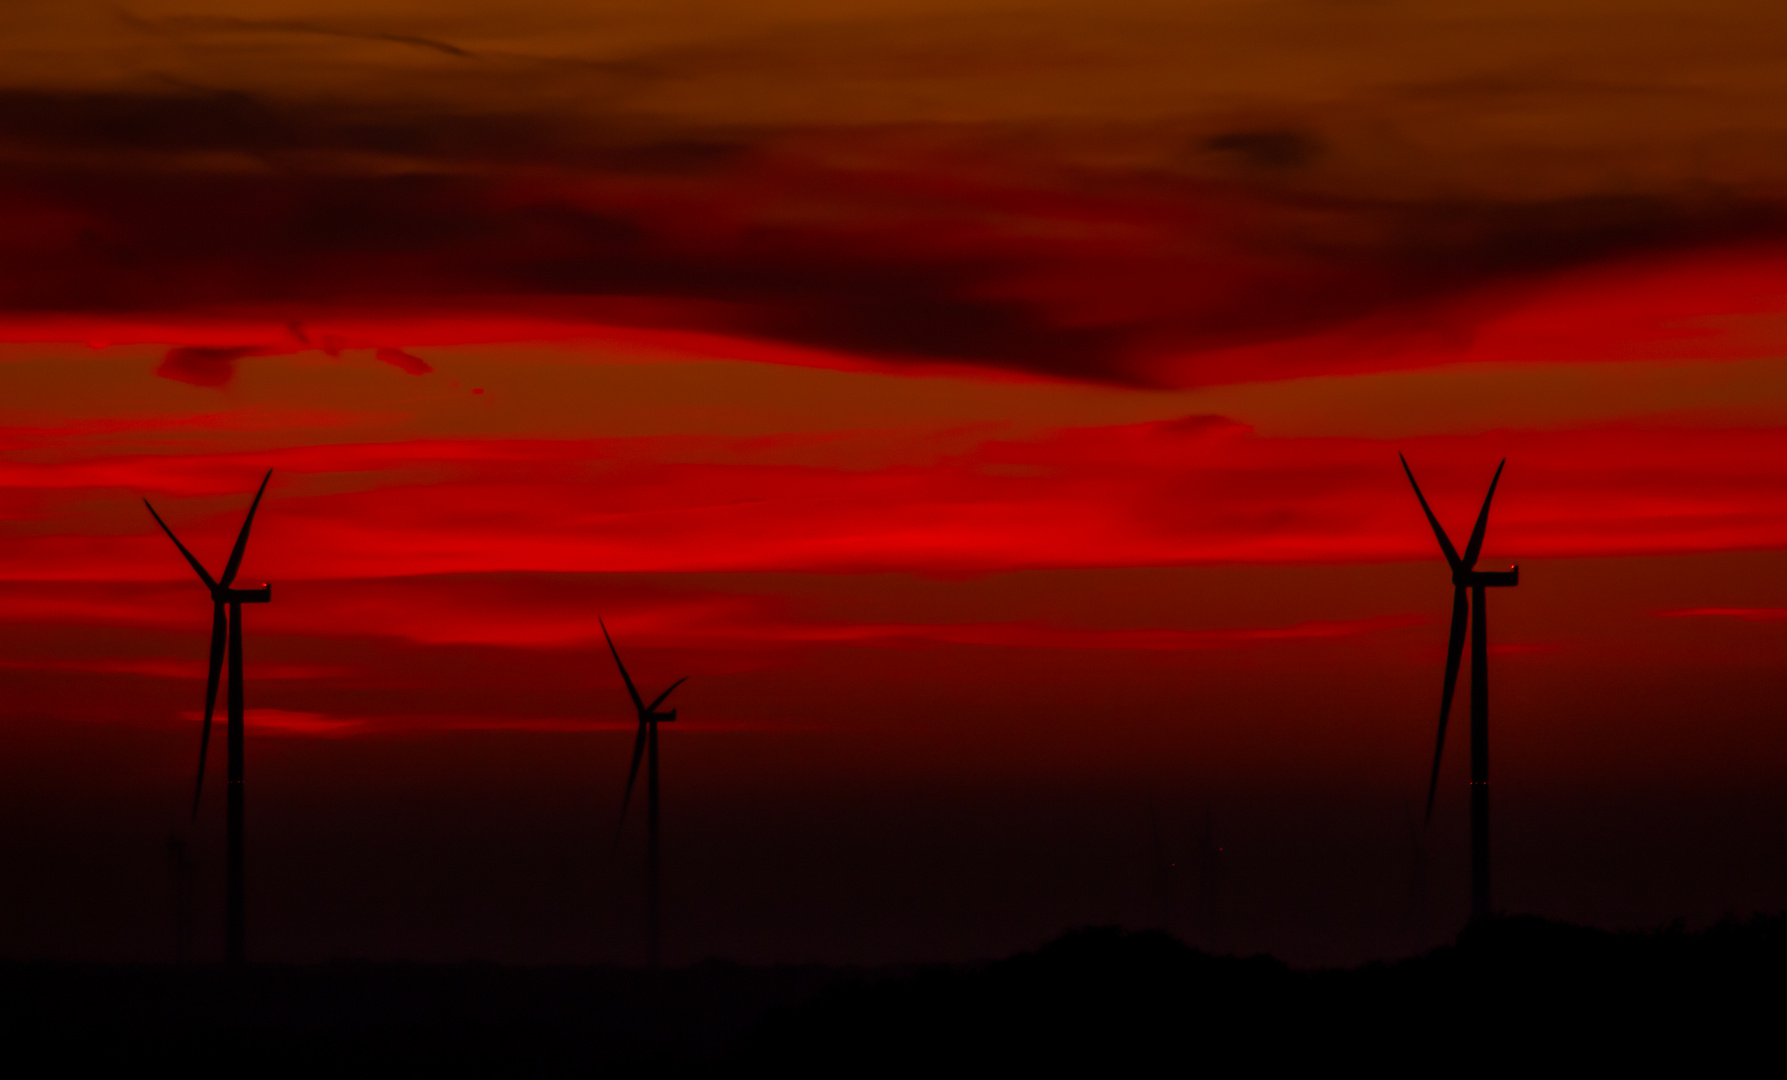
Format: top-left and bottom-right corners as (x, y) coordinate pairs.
(1145, 802), (1174, 931)
(1195, 805), (1223, 951)
(602, 618), (685, 969)
(166, 832), (194, 964)
(1399, 454), (1517, 923)
(145, 469), (273, 967)
(1402, 799), (1433, 949)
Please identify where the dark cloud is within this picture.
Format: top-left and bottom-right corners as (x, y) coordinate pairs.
(1204, 129), (1323, 170)
(375, 347), (432, 375)
(154, 334), (431, 387)
(0, 88), (733, 171)
(155, 345), (276, 387)
(118, 12), (475, 59)
(5, 88), (1787, 386)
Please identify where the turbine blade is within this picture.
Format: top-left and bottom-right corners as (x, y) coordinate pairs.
(612, 719), (648, 852)
(647, 677), (687, 714)
(1459, 459), (1507, 570)
(1399, 454), (1462, 572)
(1424, 586), (1469, 825)
(219, 470), (273, 587)
(144, 500), (218, 592)
(190, 604), (226, 821)
(599, 618), (647, 715)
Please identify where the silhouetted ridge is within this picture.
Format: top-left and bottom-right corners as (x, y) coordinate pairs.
(0, 916), (1780, 1073)
(748, 915), (1785, 1069)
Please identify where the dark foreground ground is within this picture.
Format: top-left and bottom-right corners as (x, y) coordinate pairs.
(4, 915), (1782, 1074)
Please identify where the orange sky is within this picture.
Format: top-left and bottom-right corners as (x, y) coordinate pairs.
(2, 1), (1786, 966)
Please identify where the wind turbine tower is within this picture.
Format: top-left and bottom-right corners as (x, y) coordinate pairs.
(602, 618), (686, 968)
(145, 470), (273, 966)
(1399, 455), (1517, 923)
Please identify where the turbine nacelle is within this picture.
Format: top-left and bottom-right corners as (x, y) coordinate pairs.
(645, 708), (677, 724)
(215, 585), (272, 604)
(1454, 567), (1518, 588)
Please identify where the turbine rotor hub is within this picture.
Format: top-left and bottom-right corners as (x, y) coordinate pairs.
(213, 584), (272, 603)
(1452, 567), (1519, 588)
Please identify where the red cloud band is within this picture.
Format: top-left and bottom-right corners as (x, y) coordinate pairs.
(4, 418), (1787, 582)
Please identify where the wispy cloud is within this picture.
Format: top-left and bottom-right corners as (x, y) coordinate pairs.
(180, 707), (364, 736)
(6, 418), (1787, 585)
(745, 614), (1426, 651)
(1657, 606), (1787, 621)
(0, 656), (345, 679)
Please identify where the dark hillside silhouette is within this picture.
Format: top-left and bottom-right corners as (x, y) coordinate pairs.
(749, 915), (1784, 1070)
(0, 916), (1779, 1073)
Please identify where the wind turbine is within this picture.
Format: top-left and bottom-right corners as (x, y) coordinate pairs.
(1145, 802), (1173, 931)
(601, 618), (685, 968)
(1399, 454), (1517, 923)
(144, 469), (273, 966)
(1195, 805), (1223, 951)
(166, 833), (194, 964)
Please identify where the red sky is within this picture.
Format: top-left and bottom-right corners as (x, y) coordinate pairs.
(3, 0), (1787, 966)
